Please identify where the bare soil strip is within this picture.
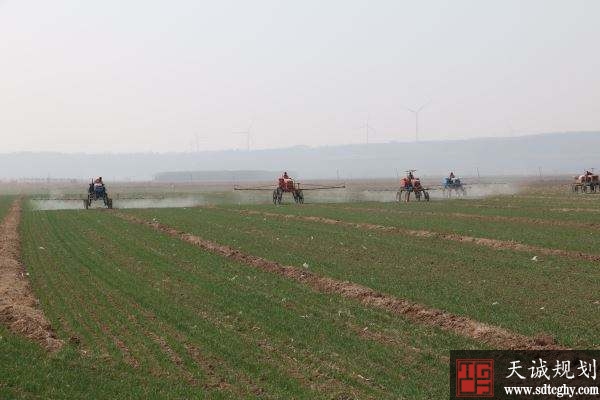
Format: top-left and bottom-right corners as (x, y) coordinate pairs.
(550, 208), (600, 214)
(326, 205), (600, 230)
(0, 199), (63, 351)
(233, 209), (600, 263)
(116, 211), (563, 350)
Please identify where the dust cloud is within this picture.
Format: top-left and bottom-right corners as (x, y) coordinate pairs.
(30, 197), (209, 210)
(461, 183), (518, 198)
(30, 200), (84, 210)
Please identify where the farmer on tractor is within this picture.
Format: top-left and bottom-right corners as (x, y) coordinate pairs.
(279, 172), (294, 191)
(94, 176), (104, 186)
(402, 170), (415, 188)
(444, 172), (456, 186)
(89, 177), (108, 200)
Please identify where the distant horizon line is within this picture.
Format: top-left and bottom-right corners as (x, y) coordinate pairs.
(2, 130), (598, 156)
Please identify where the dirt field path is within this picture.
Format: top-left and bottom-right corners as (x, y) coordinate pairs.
(232, 209), (600, 263)
(116, 211), (564, 351)
(0, 199), (63, 351)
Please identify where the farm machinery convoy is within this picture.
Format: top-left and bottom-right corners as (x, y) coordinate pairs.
(30, 168), (591, 209)
(235, 170), (468, 204)
(395, 170), (469, 202)
(234, 170), (463, 204)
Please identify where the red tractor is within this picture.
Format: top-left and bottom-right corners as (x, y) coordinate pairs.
(396, 170), (430, 202)
(572, 170), (600, 193)
(234, 172), (345, 205)
(273, 177), (304, 204)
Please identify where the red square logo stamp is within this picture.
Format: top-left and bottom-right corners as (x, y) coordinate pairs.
(456, 359), (494, 397)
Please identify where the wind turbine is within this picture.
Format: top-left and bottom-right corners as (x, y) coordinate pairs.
(403, 101), (429, 142)
(233, 120), (253, 151)
(361, 114), (376, 144)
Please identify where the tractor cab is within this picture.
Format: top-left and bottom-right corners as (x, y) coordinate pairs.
(278, 177), (295, 192)
(443, 176), (462, 188)
(93, 183), (106, 198)
(278, 172), (297, 192)
(401, 169), (418, 190)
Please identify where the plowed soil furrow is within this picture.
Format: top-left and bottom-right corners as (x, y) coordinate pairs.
(116, 211), (564, 351)
(233, 209), (600, 263)
(551, 208), (600, 214)
(326, 205), (600, 230)
(0, 199), (63, 351)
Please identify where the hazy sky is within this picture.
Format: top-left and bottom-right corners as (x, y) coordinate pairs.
(1, 0), (599, 153)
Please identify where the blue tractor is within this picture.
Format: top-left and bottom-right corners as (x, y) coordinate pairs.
(84, 179), (113, 209)
(442, 177), (466, 197)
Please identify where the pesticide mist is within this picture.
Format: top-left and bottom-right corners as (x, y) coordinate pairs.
(30, 197), (210, 210)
